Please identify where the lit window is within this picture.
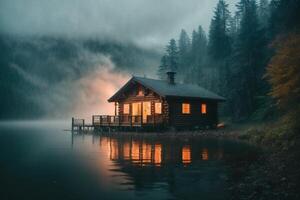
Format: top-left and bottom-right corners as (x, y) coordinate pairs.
(132, 102), (141, 116)
(123, 104), (130, 114)
(182, 103), (190, 114)
(155, 102), (162, 114)
(201, 103), (207, 114)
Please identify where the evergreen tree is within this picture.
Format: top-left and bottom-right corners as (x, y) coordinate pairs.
(191, 26), (207, 67)
(178, 29), (191, 80)
(208, 0), (231, 61)
(258, 0), (270, 28)
(230, 0), (266, 119)
(157, 55), (169, 80)
(166, 39), (179, 72)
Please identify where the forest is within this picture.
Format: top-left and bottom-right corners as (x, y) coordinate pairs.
(157, 0), (300, 123)
(158, 0), (300, 198)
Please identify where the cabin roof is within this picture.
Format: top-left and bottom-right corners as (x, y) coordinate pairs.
(108, 76), (226, 102)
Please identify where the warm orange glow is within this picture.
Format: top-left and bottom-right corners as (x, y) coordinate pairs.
(182, 103), (190, 114)
(201, 148), (209, 160)
(132, 102), (141, 116)
(201, 103), (207, 114)
(123, 104), (130, 114)
(155, 102), (162, 114)
(73, 63), (129, 121)
(123, 142), (131, 160)
(137, 86), (144, 96)
(131, 141), (140, 163)
(100, 137), (111, 159)
(110, 139), (119, 160)
(154, 144), (162, 166)
(142, 143), (152, 164)
(182, 145), (191, 164)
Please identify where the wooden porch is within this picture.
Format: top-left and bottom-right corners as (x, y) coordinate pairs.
(71, 114), (164, 132)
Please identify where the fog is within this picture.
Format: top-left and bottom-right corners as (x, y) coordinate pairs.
(0, 0), (238, 48)
(0, 0), (238, 120)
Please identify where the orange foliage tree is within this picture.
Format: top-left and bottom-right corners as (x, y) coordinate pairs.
(266, 33), (300, 114)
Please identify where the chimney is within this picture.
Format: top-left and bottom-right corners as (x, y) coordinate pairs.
(166, 71), (176, 85)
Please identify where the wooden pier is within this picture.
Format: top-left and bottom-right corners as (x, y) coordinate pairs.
(71, 114), (164, 132)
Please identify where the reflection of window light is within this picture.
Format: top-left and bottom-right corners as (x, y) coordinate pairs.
(154, 144), (162, 166)
(131, 141), (140, 163)
(182, 145), (191, 164)
(123, 104), (130, 114)
(123, 142), (130, 160)
(142, 143), (151, 164)
(201, 103), (207, 114)
(202, 148), (209, 160)
(182, 103), (190, 114)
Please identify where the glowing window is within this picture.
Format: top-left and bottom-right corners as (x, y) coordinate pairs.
(132, 102), (141, 116)
(182, 103), (190, 114)
(201, 103), (207, 114)
(155, 102), (162, 114)
(123, 104), (130, 114)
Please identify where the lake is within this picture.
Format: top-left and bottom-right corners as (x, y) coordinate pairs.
(0, 121), (258, 200)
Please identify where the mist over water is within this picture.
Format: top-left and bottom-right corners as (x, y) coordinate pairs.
(0, 121), (259, 200)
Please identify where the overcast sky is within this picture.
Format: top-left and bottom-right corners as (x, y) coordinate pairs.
(0, 0), (238, 48)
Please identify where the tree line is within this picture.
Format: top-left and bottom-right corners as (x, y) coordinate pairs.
(157, 0), (300, 122)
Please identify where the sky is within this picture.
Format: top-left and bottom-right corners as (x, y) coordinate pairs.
(0, 0), (239, 119)
(0, 0), (238, 49)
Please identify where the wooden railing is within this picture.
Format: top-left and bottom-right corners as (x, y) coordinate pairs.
(92, 114), (164, 127)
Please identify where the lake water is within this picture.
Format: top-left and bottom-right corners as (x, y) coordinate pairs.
(0, 121), (258, 200)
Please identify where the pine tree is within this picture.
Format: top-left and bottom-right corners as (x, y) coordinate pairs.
(230, 0), (266, 119)
(178, 29), (191, 79)
(258, 0), (270, 28)
(191, 26), (207, 67)
(166, 39), (179, 72)
(157, 55), (169, 80)
(208, 0), (231, 61)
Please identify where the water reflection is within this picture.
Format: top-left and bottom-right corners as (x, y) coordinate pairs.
(182, 145), (191, 165)
(97, 136), (225, 167)
(0, 122), (259, 200)
(70, 133), (258, 200)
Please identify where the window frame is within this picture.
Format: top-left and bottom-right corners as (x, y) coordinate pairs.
(155, 102), (162, 114)
(182, 103), (191, 114)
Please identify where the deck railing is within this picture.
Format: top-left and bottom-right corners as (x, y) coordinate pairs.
(92, 114), (164, 127)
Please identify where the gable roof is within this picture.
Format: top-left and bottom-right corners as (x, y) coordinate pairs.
(108, 76), (226, 102)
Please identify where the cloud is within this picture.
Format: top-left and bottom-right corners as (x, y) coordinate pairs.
(0, 0), (238, 48)
(10, 63), (48, 89)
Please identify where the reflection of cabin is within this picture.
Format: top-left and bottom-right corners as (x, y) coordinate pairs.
(91, 72), (225, 130)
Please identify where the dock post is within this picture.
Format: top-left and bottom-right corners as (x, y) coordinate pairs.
(72, 117), (74, 131)
(83, 119), (85, 130)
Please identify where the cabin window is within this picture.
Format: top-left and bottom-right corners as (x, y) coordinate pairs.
(201, 103), (207, 114)
(155, 102), (162, 114)
(132, 102), (142, 116)
(123, 104), (130, 114)
(182, 103), (190, 114)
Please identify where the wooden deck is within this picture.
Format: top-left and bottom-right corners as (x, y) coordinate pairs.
(71, 114), (164, 132)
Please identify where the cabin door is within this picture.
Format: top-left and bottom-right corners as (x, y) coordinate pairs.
(142, 102), (151, 123)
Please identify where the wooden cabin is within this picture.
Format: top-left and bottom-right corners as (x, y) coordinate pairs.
(91, 72), (225, 130)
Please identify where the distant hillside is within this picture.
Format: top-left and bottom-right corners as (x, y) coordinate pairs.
(0, 34), (160, 119)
